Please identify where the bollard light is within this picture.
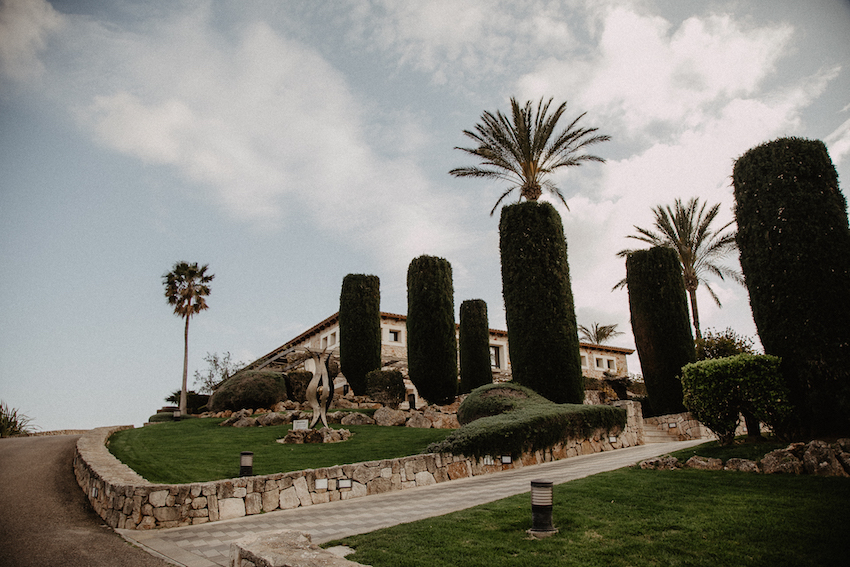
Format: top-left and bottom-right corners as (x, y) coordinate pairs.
(528, 479), (558, 538)
(240, 451), (254, 477)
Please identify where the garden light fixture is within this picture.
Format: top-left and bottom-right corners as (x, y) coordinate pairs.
(240, 451), (254, 477)
(528, 479), (558, 538)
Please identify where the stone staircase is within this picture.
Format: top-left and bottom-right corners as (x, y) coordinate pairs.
(643, 426), (685, 443)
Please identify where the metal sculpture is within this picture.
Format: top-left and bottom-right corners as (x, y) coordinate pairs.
(305, 348), (334, 429)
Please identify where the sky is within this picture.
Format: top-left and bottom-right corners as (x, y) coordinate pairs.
(2, 0), (849, 432)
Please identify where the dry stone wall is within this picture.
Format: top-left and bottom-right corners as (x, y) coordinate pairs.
(75, 402), (648, 530)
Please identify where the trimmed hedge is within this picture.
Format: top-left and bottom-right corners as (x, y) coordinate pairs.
(626, 246), (694, 415)
(366, 369), (407, 408)
(209, 370), (286, 412)
(499, 201), (583, 403)
(428, 383), (625, 459)
(339, 274), (382, 395)
(458, 299), (493, 394)
(456, 382), (542, 425)
(732, 137), (850, 437)
(681, 354), (794, 445)
(406, 255), (458, 405)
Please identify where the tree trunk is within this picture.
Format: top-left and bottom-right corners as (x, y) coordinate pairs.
(688, 288), (701, 340)
(180, 314), (189, 416)
(743, 411), (763, 441)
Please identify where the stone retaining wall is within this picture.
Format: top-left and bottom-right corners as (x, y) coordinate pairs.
(644, 412), (715, 440)
(75, 402), (644, 530)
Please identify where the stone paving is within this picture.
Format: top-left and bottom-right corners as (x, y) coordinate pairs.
(119, 440), (704, 567)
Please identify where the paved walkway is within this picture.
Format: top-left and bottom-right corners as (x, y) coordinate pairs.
(120, 440), (704, 567)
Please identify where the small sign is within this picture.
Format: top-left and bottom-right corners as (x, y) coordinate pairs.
(314, 478), (328, 490)
(338, 478), (352, 489)
(482, 455), (494, 465)
(293, 420), (309, 430)
(501, 455), (512, 464)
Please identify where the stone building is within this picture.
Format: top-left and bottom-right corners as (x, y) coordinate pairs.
(242, 311), (633, 405)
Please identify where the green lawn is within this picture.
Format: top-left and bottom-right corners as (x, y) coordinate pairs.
(333, 466), (850, 567)
(107, 418), (451, 484)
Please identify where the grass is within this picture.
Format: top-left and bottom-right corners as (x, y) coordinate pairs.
(107, 418), (451, 484)
(669, 436), (787, 462)
(333, 466), (850, 567)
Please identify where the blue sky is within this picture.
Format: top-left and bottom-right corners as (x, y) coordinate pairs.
(2, 0), (849, 431)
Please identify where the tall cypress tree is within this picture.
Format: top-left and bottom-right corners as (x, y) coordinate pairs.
(732, 137), (850, 436)
(339, 274), (381, 395)
(406, 255), (458, 405)
(459, 299), (493, 394)
(626, 246), (694, 415)
(500, 201), (583, 403)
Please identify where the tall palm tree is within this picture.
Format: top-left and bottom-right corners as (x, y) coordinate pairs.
(163, 261), (214, 416)
(616, 198), (742, 340)
(578, 322), (624, 345)
(450, 97), (611, 215)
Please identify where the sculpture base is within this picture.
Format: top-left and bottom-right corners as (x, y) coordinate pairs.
(277, 427), (352, 444)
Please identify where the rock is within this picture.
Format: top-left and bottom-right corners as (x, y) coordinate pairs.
(277, 427), (352, 444)
(638, 456), (681, 470)
(836, 438), (850, 453)
(785, 442), (807, 460)
(233, 417), (258, 428)
(803, 440), (848, 477)
(685, 456), (723, 470)
(340, 412), (376, 426)
(406, 412), (432, 429)
(256, 412), (287, 427)
(374, 407), (407, 427)
(724, 458), (760, 473)
(760, 449), (804, 475)
(428, 413), (460, 429)
(837, 451), (850, 476)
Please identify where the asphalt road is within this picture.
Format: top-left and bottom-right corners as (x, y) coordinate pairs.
(0, 434), (171, 567)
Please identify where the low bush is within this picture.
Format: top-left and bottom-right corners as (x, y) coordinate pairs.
(681, 354), (794, 444)
(286, 371), (312, 403)
(429, 383), (625, 459)
(1, 401), (35, 437)
(210, 371), (287, 412)
(366, 369), (406, 408)
(147, 412), (176, 423)
(456, 383), (540, 425)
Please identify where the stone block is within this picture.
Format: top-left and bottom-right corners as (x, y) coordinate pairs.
(208, 495), (219, 521)
(191, 496), (207, 509)
(367, 477), (393, 495)
(218, 498), (246, 520)
(262, 489), (280, 512)
(245, 493), (263, 515)
(279, 487), (300, 510)
(293, 477), (312, 507)
(234, 487), (248, 499)
(414, 471), (436, 486)
(148, 490), (169, 508)
(153, 506), (180, 522)
(446, 461), (470, 480)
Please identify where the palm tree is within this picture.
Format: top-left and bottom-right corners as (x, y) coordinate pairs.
(163, 261), (214, 416)
(616, 198), (742, 340)
(578, 322), (624, 345)
(450, 97), (611, 215)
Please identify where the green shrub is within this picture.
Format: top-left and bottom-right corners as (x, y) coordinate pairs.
(210, 370), (286, 412)
(456, 382), (541, 425)
(339, 274), (382, 395)
(1, 401), (35, 437)
(732, 137), (850, 437)
(366, 369), (407, 408)
(499, 201), (583, 403)
(681, 354), (794, 445)
(626, 246), (694, 415)
(430, 383), (625, 459)
(148, 412), (177, 423)
(285, 371), (312, 403)
(458, 299), (493, 394)
(695, 327), (756, 361)
(406, 255), (458, 405)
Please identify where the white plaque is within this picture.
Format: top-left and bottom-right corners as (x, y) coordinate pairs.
(314, 478), (328, 490)
(293, 419), (309, 430)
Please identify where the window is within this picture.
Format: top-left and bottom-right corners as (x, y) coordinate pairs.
(607, 359), (616, 371)
(388, 329), (401, 342)
(580, 355), (587, 368)
(490, 345), (501, 368)
(596, 357), (604, 369)
(329, 332), (337, 346)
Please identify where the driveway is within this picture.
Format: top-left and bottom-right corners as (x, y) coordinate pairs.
(0, 434), (173, 567)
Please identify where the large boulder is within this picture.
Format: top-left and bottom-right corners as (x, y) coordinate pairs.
(685, 456), (723, 471)
(761, 448), (804, 474)
(725, 458), (760, 473)
(257, 412), (288, 427)
(340, 412), (376, 426)
(802, 440), (848, 477)
(373, 406), (407, 427)
(638, 456), (681, 470)
(405, 413), (432, 429)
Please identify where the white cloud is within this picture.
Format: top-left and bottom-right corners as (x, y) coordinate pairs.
(0, 0), (63, 84)
(826, 116), (850, 167)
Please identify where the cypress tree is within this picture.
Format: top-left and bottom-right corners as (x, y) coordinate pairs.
(459, 299), (493, 394)
(406, 255), (458, 405)
(339, 274), (381, 395)
(626, 246), (694, 415)
(732, 137), (850, 436)
(499, 201), (583, 403)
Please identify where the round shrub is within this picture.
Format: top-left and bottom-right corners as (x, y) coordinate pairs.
(366, 369), (407, 408)
(456, 382), (543, 425)
(285, 371), (312, 403)
(210, 371), (286, 412)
